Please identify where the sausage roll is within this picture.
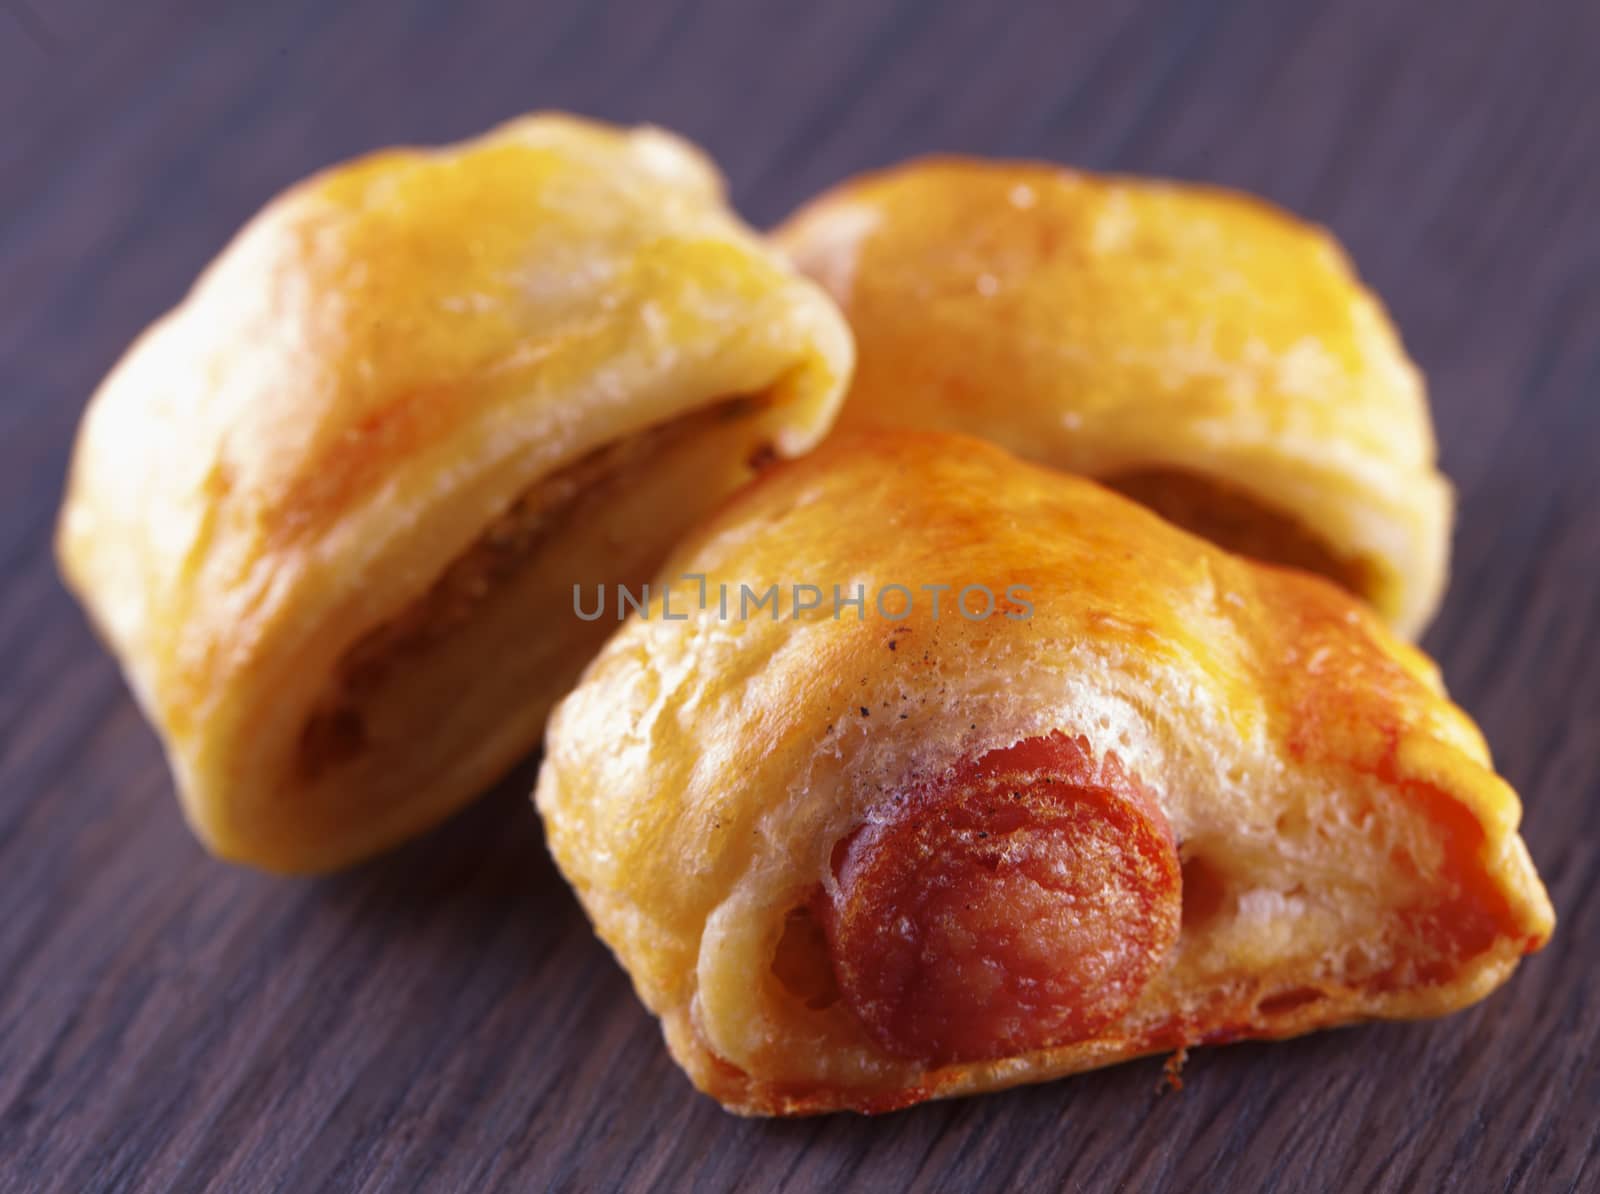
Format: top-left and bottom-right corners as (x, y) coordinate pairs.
(774, 158), (1452, 638)
(56, 113), (853, 873)
(536, 431), (1552, 1116)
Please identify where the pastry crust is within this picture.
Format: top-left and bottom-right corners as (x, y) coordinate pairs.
(57, 113), (853, 873)
(535, 430), (1551, 1116)
(774, 158), (1452, 638)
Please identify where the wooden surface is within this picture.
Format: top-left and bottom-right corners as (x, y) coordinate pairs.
(3, 0), (1598, 1190)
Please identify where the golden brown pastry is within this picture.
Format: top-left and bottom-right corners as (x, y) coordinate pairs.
(774, 158), (1452, 638)
(536, 430), (1551, 1116)
(56, 113), (853, 873)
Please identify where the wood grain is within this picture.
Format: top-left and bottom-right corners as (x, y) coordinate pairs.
(3, 0), (1598, 1190)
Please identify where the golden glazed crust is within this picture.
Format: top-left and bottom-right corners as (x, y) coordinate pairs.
(535, 430), (1551, 1116)
(56, 113), (853, 873)
(773, 158), (1452, 638)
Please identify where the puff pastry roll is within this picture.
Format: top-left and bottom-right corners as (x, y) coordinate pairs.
(57, 114), (853, 873)
(775, 159), (1452, 638)
(536, 431), (1552, 1115)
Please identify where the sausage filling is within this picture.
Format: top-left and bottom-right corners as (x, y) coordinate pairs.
(823, 732), (1182, 1066)
(1102, 467), (1377, 600)
(298, 396), (765, 779)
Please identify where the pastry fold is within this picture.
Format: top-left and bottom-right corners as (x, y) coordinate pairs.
(774, 158), (1452, 638)
(536, 430), (1551, 1116)
(57, 114), (853, 873)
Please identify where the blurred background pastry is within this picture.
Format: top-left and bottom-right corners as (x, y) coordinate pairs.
(776, 159), (1452, 638)
(56, 113), (853, 873)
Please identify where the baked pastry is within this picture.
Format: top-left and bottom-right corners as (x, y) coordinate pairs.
(536, 430), (1552, 1115)
(56, 114), (853, 873)
(774, 158), (1452, 638)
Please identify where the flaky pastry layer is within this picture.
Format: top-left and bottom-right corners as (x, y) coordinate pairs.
(536, 431), (1550, 1115)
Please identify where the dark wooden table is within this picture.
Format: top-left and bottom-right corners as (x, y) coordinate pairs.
(4, 1), (1598, 1190)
